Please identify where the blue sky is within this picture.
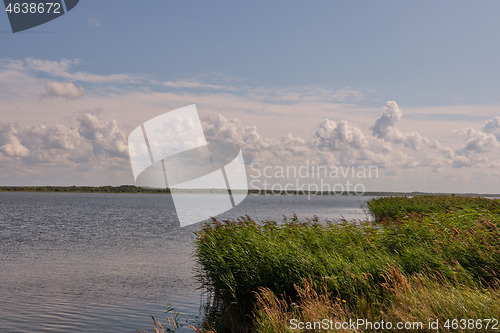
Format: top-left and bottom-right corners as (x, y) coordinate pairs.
(3, 1), (499, 106)
(1, 1), (500, 192)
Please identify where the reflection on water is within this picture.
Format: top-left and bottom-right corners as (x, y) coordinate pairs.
(0, 192), (372, 333)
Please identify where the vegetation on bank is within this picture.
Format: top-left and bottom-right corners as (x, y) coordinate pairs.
(1, 185), (499, 197)
(194, 196), (500, 332)
(0, 185), (170, 193)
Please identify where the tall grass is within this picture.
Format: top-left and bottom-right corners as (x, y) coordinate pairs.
(194, 196), (500, 332)
(254, 265), (500, 332)
(367, 195), (500, 223)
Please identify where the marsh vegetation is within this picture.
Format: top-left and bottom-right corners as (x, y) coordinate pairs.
(192, 196), (500, 332)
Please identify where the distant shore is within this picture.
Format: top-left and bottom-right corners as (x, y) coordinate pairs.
(0, 185), (499, 197)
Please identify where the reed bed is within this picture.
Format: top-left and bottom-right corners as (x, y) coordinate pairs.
(193, 195), (500, 332)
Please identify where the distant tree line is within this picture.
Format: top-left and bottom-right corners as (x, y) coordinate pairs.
(0, 185), (170, 193)
(0, 186), (498, 197)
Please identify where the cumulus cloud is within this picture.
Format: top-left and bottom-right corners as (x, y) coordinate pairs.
(458, 128), (499, 153)
(0, 92), (498, 189)
(78, 113), (129, 159)
(384, 129), (440, 151)
(440, 147), (455, 160)
(371, 101), (402, 138)
(201, 110), (413, 168)
(3, 100), (492, 178)
(483, 116), (500, 140)
(0, 114), (128, 166)
(447, 116), (500, 168)
(42, 81), (85, 99)
(455, 116), (500, 157)
(0, 123), (30, 158)
(199, 100), (459, 171)
(452, 155), (473, 168)
(1, 57), (499, 191)
(313, 119), (367, 151)
(201, 113), (287, 164)
(370, 101), (440, 151)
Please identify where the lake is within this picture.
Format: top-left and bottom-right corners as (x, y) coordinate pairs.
(0, 192), (373, 332)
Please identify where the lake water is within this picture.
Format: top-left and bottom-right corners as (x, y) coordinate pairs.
(0, 192), (373, 333)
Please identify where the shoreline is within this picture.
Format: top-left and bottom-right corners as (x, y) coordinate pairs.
(1, 185), (499, 197)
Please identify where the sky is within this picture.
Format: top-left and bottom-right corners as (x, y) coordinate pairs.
(0, 1), (499, 193)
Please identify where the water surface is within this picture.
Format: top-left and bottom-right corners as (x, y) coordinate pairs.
(0, 192), (372, 332)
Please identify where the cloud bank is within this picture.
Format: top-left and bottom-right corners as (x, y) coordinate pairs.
(0, 58), (499, 192)
(1, 100), (499, 191)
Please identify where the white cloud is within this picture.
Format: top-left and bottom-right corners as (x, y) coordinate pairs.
(458, 128), (499, 153)
(370, 101), (441, 151)
(163, 72), (364, 104)
(163, 79), (237, 91)
(4, 58), (136, 84)
(0, 114), (128, 168)
(483, 116), (500, 140)
(23, 58), (78, 77)
(42, 81), (85, 99)
(77, 113), (129, 159)
(201, 110), (415, 169)
(440, 147), (455, 160)
(371, 101), (402, 138)
(1, 57), (500, 191)
(201, 113), (283, 164)
(0, 123), (30, 158)
(313, 119), (367, 151)
(452, 155), (473, 168)
(88, 17), (101, 28)
(200, 102), (499, 175)
(446, 116), (500, 169)
(0, 104), (499, 192)
(455, 116), (500, 158)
